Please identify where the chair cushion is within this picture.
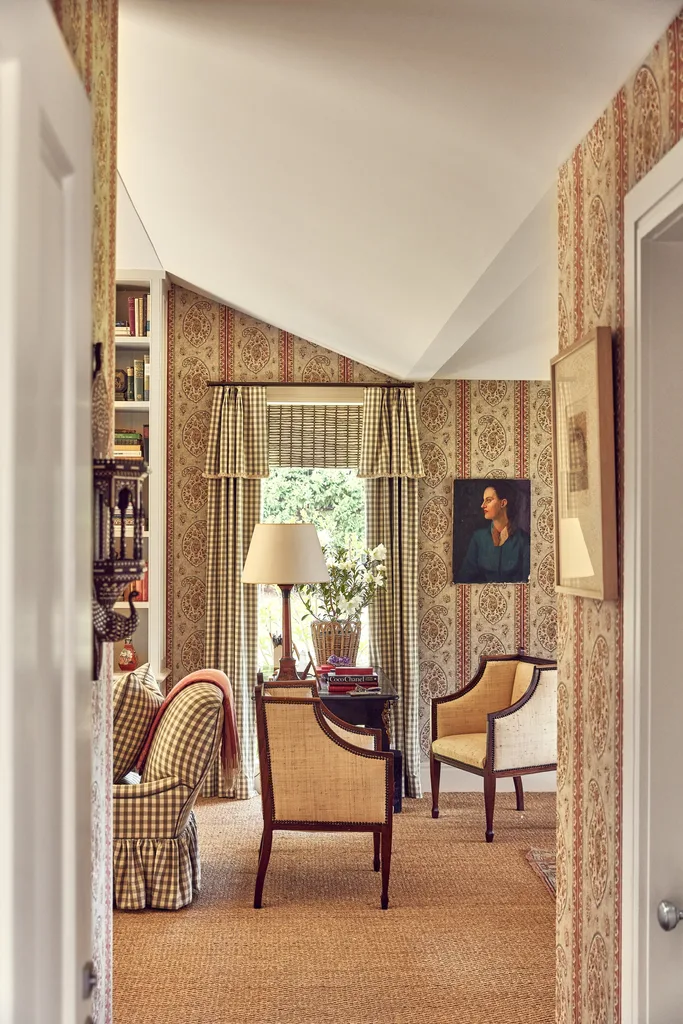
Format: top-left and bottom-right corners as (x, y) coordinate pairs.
(510, 661), (536, 705)
(113, 664), (164, 783)
(432, 733), (487, 769)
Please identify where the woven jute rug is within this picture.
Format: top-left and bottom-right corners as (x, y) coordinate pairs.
(526, 848), (556, 899)
(114, 792), (556, 1024)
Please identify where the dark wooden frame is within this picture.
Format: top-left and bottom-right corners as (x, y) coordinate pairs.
(429, 654), (557, 842)
(550, 325), (618, 599)
(254, 689), (394, 909)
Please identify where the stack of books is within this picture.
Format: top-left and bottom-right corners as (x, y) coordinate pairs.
(114, 295), (151, 337)
(325, 666), (379, 693)
(114, 429), (143, 459)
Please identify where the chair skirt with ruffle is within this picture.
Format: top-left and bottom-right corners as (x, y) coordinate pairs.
(113, 811), (200, 910)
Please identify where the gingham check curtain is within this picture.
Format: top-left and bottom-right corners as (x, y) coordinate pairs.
(358, 387), (424, 479)
(203, 386), (268, 798)
(360, 387), (424, 798)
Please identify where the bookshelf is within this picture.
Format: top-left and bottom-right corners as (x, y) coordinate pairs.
(113, 269), (168, 687)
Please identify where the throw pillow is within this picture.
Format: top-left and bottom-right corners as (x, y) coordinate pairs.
(113, 663), (164, 783)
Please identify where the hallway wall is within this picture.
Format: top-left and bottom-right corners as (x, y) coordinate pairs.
(49, 3), (118, 1022)
(555, 11), (683, 1022)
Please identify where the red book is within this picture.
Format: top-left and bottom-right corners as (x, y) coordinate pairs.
(333, 666), (375, 676)
(128, 296), (136, 336)
(328, 684), (356, 693)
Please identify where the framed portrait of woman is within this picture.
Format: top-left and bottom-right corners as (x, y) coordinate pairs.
(550, 326), (618, 599)
(452, 478), (531, 584)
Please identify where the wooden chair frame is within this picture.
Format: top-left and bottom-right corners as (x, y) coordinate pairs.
(254, 689), (394, 909)
(430, 653), (557, 842)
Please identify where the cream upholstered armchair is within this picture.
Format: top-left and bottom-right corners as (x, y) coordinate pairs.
(254, 687), (394, 909)
(113, 681), (225, 910)
(430, 654), (557, 842)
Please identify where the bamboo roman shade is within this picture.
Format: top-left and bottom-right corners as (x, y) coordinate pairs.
(267, 404), (362, 468)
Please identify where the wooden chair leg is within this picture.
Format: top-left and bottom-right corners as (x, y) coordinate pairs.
(254, 826), (273, 908)
(484, 770), (496, 843)
(380, 828), (392, 910)
(513, 775), (524, 811)
(373, 832), (380, 872)
(430, 753), (441, 819)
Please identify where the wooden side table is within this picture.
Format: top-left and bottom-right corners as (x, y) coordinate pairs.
(317, 673), (402, 812)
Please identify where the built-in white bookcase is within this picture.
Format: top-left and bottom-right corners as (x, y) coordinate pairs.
(113, 269), (169, 688)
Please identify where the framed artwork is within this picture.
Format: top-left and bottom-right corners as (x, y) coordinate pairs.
(452, 478), (531, 584)
(550, 326), (618, 599)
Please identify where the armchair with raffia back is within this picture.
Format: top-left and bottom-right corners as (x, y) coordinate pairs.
(430, 653), (557, 842)
(254, 681), (394, 909)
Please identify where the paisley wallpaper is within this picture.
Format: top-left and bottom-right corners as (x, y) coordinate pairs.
(49, 3), (118, 1022)
(556, 14), (683, 1024)
(166, 287), (555, 762)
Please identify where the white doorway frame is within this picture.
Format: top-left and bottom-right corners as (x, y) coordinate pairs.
(623, 136), (683, 1021)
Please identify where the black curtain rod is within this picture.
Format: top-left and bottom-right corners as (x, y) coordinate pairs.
(207, 380), (414, 388)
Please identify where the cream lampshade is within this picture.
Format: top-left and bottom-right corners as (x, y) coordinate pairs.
(242, 523), (330, 679)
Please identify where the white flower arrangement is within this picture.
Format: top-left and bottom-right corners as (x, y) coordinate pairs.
(298, 536), (387, 623)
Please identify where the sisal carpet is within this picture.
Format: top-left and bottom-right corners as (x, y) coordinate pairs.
(114, 792), (556, 1024)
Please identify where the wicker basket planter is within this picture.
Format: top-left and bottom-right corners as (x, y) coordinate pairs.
(310, 619), (361, 666)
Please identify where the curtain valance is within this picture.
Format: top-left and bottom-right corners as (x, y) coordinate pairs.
(358, 387), (424, 478)
(204, 386), (269, 479)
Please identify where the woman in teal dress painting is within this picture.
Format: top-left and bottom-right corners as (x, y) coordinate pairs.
(457, 482), (530, 584)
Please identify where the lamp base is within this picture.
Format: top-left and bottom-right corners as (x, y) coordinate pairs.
(274, 655), (299, 681)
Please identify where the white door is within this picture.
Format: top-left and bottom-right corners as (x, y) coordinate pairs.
(624, 142), (683, 1022)
(0, 2), (93, 1022)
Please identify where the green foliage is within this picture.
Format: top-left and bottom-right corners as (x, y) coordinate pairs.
(262, 467), (364, 543)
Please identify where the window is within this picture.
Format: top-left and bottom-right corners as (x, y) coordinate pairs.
(259, 466), (369, 675)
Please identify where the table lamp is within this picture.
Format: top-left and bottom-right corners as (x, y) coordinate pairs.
(242, 523), (330, 680)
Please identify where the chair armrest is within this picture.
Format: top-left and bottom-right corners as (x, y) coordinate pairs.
(432, 681), (487, 740)
(488, 667), (557, 773)
(113, 776), (194, 839)
(320, 706), (381, 751)
(432, 657), (523, 739)
(113, 775), (182, 800)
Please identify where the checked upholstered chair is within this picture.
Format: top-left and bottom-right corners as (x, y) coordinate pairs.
(254, 686), (394, 909)
(113, 680), (225, 910)
(430, 654), (557, 842)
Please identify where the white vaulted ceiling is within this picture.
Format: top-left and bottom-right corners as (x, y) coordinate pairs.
(118, 0), (680, 379)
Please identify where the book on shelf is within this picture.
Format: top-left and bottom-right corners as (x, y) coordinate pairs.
(114, 368), (128, 400)
(126, 365), (134, 401)
(133, 359), (145, 401)
(126, 294), (150, 337)
(142, 423), (149, 463)
(143, 354), (150, 402)
(115, 323), (130, 335)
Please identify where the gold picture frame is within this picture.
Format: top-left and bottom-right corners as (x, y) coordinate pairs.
(550, 326), (618, 600)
